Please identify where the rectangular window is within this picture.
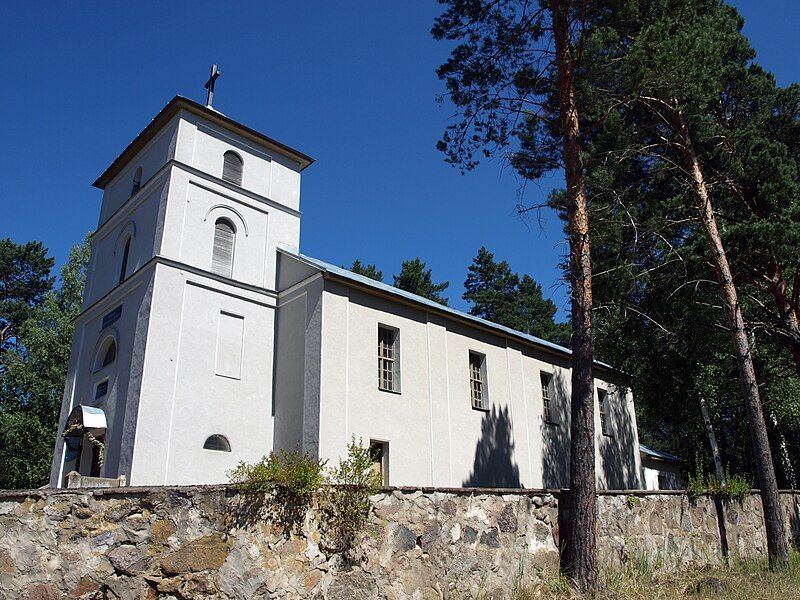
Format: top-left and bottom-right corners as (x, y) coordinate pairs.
(378, 326), (400, 392)
(598, 388), (611, 436)
(94, 380), (109, 400)
(541, 372), (555, 424)
(215, 312), (245, 379)
(469, 351), (488, 410)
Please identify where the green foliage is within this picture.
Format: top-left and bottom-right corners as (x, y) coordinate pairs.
(0, 238), (89, 489)
(392, 257), (449, 305)
(229, 438), (379, 554)
(318, 437), (381, 555)
(686, 460), (752, 504)
(625, 495), (639, 509)
(0, 238), (55, 351)
(346, 260), (383, 282)
(463, 247), (570, 345)
(228, 449), (325, 533)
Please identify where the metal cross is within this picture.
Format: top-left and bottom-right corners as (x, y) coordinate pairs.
(204, 64), (222, 107)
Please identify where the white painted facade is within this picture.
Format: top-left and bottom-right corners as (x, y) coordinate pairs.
(50, 97), (644, 489)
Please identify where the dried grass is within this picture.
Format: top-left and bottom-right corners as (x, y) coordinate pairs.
(511, 551), (800, 600)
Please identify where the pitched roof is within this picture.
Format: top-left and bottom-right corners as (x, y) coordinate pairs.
(278, 247), (616, 371)
(640, 444), (682, 463)
(93, 95), (314, 189)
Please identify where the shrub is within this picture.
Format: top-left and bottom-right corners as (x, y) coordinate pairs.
(686, 464), (752, 503)
(228, 450), (325, 533)
(318, 437), (381, 556)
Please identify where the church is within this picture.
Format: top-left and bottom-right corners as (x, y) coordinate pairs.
(49, 91), (644, 490)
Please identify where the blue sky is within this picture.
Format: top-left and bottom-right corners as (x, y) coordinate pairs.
(1, 1), (797, 317)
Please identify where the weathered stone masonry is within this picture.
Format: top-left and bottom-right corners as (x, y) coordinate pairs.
(1, 486), (798, 599)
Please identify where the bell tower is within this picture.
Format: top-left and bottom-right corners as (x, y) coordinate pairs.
(50, 93), (313, 487)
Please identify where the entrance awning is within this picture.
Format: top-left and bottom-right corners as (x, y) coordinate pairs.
(66, 405), (107, 436)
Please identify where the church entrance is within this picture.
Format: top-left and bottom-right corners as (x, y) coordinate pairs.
(62, 405), (107, 486)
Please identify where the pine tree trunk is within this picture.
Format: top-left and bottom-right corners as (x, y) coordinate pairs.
(699, 396), (726, 486)
(671, 109), (790, 569)
(552, 0), (597, 590)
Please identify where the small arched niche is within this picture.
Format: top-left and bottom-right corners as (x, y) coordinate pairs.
(203, 434), (231, 452)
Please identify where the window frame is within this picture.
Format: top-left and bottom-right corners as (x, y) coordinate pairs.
(469, 351), (489, 411)
(118, 236), (131, 285)
(540, 371), (557, 425)
(598, 388), (612, 437)
(131, 166), (142, 196)
(377, 324), (401, 393)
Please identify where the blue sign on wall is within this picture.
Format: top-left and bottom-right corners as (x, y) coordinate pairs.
(101, 306), (122, 330)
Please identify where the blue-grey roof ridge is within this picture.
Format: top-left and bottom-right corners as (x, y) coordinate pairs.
(640, 444), (682, 463)
(278, 246), (616, 371)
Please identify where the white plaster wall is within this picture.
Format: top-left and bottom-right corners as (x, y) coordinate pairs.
(312, 278), (643, 490)
(175, 110), (302, 211)
(84, 177), (168, 307)
(99, 118), (180, 224)
(130, 264), (276, 485)
(50, 268), (155, 487)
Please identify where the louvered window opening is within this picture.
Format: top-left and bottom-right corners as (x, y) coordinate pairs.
(378, 327), (398, 392)
(541, 372), (553, 423)
(119, 238), (131, 285)
(469, 352), (486, 410)
(131, 167), (142, 196)
(101, 342), (116, 369)
(211, 219), (235, 278)
(222, 151), (243, 186)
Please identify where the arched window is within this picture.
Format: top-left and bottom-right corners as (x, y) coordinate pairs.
(93, 337), (117, 372)
(119, 237), (131, 284)
(211, 218), (235, 277)
(203, 434), (231, 452)
(222, 151), (243, 186)
(131, 167), (142, 196)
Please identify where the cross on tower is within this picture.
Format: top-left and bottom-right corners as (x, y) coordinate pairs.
(204, 64), (222, 108)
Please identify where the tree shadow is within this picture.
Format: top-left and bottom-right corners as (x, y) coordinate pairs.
(598, 384), (642, 489)
(541, 370), (570, 489)
(462, 405), (521, 487)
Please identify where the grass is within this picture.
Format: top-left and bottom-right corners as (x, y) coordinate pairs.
(511, 551), (800, 599)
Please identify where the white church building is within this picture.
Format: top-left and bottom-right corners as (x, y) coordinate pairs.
(50, 95), (644, 490)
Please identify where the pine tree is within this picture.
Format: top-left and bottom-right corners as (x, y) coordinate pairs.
(347, 260), (383, 282)
(393, 258), (449, 305)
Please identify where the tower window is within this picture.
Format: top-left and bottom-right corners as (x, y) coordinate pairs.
(469, 351), (488, 410)
(203, 434), (231, 452)
(131, 166), (142, 196)
(377, 325), (400, 392)
(119, 237), (131, 284)
(222, 151), (244, 186)
(211, 218), (235, 278)
(94, 337), (117, 372)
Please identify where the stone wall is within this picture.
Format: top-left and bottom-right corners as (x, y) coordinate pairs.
(0, 486), (798, 599)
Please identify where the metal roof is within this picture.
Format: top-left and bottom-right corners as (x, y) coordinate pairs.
(278, 247), (617, 371)
(640, 443), (682, 463)
(93, 95), (315, 189)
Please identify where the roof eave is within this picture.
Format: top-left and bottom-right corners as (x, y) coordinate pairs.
(92, 95), (315, 189)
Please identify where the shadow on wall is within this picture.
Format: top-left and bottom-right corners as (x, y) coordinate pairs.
(463, 405), (521, 488)
(599, 385), (641, 489)
(542, 370), (570, 489)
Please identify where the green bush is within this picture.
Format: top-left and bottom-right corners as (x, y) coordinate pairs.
(228, 449), (325, 533)
(318, 437), (381, 556)
(686, 464), (752, 503)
